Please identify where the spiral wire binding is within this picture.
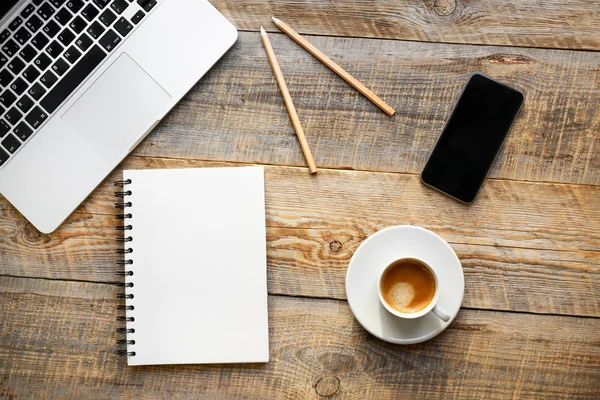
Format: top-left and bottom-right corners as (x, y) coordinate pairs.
(114, 179), (136, 357)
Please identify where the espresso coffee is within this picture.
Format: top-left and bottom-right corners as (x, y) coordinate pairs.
(380, 259), (436, 313)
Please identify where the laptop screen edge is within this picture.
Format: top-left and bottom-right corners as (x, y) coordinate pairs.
(0, 0), (27, 28)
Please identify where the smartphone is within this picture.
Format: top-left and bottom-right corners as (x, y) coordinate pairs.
(421, 73), (524, 203)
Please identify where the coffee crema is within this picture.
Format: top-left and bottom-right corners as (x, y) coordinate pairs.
(380, 259), (436, 313)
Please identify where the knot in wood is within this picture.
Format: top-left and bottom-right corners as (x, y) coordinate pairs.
(314, 376), (340, 397)
(487, 54), (531, 65)
(434, 0), (456, 16)
(329, 240), (343, 253)
(24, 221), (42, 241)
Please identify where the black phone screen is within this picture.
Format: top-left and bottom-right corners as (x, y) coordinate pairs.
(421, 74), (523, 203)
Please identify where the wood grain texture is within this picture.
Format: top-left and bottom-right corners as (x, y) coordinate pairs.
(130, 32), (600, 185)
(1, 276), (599, 399)
(1, 3), (598, 397)
(212, 0), (600, 51)
(1, 156), (598, 317)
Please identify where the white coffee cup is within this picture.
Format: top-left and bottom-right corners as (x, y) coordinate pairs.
(377, 257), (451, 322)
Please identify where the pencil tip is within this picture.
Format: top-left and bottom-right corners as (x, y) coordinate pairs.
(260, 26), (266, 36)
(271, 16), (281, 25)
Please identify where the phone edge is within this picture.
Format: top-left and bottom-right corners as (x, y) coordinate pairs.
(420, 72), (524, 204)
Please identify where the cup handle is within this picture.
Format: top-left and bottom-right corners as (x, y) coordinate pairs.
(432, 304), (451, 322)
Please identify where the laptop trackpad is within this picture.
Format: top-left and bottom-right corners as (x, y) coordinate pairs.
(63, 53), (171, 163)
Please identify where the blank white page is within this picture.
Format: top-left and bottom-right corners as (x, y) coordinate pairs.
(120, 167), (268, 366)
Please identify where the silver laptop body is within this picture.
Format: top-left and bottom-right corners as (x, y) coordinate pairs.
(0, 0), (237, 233)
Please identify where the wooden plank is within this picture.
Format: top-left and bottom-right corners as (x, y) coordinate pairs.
(212, 0), (600, 51)
(131, 32), (600, 185)
(1, 156), (598, 317)
(0, 276), (599, 399)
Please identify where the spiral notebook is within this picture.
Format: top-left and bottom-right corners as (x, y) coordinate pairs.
(115, 166), (269, 366)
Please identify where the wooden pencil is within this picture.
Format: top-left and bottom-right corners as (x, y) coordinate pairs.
(271, 17), (395, 117)
(260, 26), (318, 174)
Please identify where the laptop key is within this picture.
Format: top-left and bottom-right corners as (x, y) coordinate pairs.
(5, 107), (23, 125)
(82, 4), (100, 21)
(51, 0), (68, 7)
(52, 58), (69, 76)
(66, 0), (85, 13)
(46, 40), (64, 58)
(130, 10), (144, 25)
(9, 17), (24, 32)
(75, 33), (93, 51)
(55, 8), (73, 26)
(99, 29), (120, 52)
(40, 45), (106, 114)
(93, 0), (111, 9)
(0, 147), (8, 165)
(8, 57), (26, 74)
(19, 44), (38, 62)
(2, 134), (21, 153)
(14, 28), (32, 45)
(37, 4), (56, 21)
(2, 40), (20, 58)
(43, 21), (61, 38)
(21, 4), (36, 19)
(33, 0), (44, 5)
(0, 90), (17, 108)
(13, 121), (33, 141)
(99, 9), (117, 27)
(58, 28), (76, 46)
(34, 53), (52, 70)
(0, 55), (8, 69)
(0, 30), (10, 44)
(25, 106), (48, 129)
(114, 17), (133, 37)
(40, 70), (58, 88)
(26, 15), (44, 33)
(111, 0), (129, 14)
(69, 16), (87, 34)
(0, 120), (9, 137)
(138, 0), (157, 12)
(28, 83), (46, 100)
(87, 21), (105, 39)
(17, 95), (35, 114)
(0, 70), (14, 87)
(32, 33), (50, 50)
(10, 77), (28, 95)
(64, 46), (81, 63)
(23, 65), (41, 83)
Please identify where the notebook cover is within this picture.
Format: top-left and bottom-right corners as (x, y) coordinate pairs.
(119, 166), (269, 366)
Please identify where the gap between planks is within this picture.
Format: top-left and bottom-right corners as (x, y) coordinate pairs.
(130, 154), (600, 188)
(237, 27), (600, 54)
(1, 273), (598, 320)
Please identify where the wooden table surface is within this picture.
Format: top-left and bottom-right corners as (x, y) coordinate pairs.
(1, 0), (599, 398)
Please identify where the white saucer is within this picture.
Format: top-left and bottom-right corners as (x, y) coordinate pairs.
(346, 225), (464, 344)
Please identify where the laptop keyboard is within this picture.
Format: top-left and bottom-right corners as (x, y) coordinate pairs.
(0, 0), (159, 167)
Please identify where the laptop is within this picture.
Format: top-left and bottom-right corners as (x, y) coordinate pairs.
(0, 0), (237, 233)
